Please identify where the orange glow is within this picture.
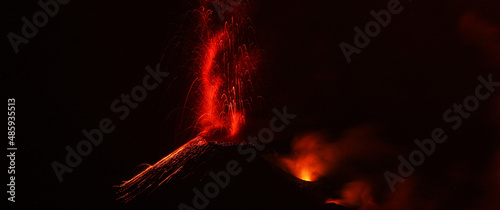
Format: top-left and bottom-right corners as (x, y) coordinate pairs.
(280, 132), (337, 181)
(278, 126), (393, 183)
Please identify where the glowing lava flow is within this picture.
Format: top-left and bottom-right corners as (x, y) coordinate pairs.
(118, 2), (258, 202)
(118, 137), (206, 202)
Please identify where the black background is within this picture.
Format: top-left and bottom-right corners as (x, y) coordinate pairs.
(3, 0), (500, 209)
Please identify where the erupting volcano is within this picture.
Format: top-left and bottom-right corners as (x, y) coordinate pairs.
(117, 0), (260, 203)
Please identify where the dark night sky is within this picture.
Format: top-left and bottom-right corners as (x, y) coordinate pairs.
(3, 0), (499, 209)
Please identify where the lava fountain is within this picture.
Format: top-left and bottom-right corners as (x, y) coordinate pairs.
(194, 10), (259, 141)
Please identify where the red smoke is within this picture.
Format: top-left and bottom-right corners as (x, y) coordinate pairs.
(458, 11), (500, 65)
